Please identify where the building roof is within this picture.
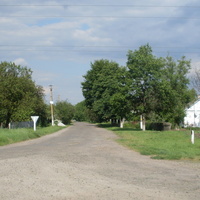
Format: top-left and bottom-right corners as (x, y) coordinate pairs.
(186, 99), (200, 111)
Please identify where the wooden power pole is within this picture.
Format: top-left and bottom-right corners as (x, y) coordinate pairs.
(49, 85), (54, 126)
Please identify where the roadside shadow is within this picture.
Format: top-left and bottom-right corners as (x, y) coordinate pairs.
(97, 124), (142, 132)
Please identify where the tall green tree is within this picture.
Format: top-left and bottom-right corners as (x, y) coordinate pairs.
(126, 44), (164, 130)
(127, 45), (196, 128)
(0, 62), (47, 127)
(157, 56), (197, 125)
(74, 101), (89, 122)
(82, 59), (131, 127)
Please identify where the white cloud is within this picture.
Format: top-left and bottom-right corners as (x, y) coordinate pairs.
(73, 28), (111, 43)
(13, 58), (28, 66)
(32, 70), (58, 83)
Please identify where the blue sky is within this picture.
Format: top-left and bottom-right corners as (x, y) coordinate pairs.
(0, 0), (200, 104)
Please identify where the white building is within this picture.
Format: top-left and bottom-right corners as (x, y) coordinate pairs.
(184, 99), (200, 127)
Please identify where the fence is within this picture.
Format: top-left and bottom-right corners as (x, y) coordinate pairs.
(9, 121), (34, 129)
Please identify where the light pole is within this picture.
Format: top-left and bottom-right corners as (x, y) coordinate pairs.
(49, 85), (54, 126)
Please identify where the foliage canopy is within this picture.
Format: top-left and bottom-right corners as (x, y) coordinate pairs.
(0, 62), (47, 127)
(81, 44), (196, 128)
(54, 100), (75, 124)
(82, 59), (131, 124)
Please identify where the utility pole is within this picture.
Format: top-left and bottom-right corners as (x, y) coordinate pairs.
(49, 85), (54, 126)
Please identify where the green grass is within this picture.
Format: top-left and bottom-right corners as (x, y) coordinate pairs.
(99, 124), (200, 161)
(0, 126), (67, 146)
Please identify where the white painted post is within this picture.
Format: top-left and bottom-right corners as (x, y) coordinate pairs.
(120, 118), (125, 128)
(31, 116), (39, 131)
(49, 85), (54, 126)
(191, 130), (195, 144)
(142, 116), (146, 131)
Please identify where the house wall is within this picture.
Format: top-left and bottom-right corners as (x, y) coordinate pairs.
(184, 100), (200, 127)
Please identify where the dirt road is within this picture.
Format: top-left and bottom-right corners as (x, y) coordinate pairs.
(0, 122), (200, 200)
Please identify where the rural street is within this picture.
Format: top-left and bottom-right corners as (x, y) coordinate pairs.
(0, 122), (200, 200)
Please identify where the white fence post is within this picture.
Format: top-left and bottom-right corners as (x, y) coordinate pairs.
(191, 130), (195, 144)
(140, 115), (143, 130)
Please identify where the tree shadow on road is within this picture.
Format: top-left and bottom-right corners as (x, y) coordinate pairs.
(97, 123), (142, 132)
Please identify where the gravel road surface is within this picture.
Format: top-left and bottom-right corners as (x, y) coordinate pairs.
(0, 122), (200, 200)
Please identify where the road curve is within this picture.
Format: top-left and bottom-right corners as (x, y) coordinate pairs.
(0, 122), (200, 200)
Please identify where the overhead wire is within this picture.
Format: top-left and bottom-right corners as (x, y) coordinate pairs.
(0, 45), (200, 49)
(0, 6), (199, 19)
(0, 47), (199, 54)
(0, 16), (200, 19)
(0, 4), (199, 55)
(0, 3), (199, 19)
(0, 4), (199, 8)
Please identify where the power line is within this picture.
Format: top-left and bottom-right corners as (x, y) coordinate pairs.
(1, 4), (199, 19)
(0, 49), (199, 54)
(0, 5), (199, 8)
(0, 45), (200, 49)
(0, 44), (199, 54)
(0, 16), (200, 19)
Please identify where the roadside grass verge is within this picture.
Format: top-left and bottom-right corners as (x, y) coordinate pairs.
(0, 126), (67, 146)
(99, 124), (200, 161)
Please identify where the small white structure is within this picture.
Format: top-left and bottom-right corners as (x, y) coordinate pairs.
(54, 119), (66, 127)
(31, 116), (39, 131)
(184, 99), (200, 127)
(57, 121), (66, 127)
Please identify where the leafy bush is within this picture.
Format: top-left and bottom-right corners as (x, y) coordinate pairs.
(146, 122), (172, 131)
(55, 101), (75, 124)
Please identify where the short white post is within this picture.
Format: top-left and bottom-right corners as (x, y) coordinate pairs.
(140, 115), (143, 130)
(31, 116), (39, 131)
(120, 118), (125, 128)
(191, 130), (195, 144)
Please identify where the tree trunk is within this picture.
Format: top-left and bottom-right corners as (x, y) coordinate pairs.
(5, 112), (11, 128)
(120, 118), (125, 128)
(142, 115), (146, 131)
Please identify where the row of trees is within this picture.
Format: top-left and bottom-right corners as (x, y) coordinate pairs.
(0, 61), (75, 128)
(81, 44), (197, 129)
(1, 45), (199, 129)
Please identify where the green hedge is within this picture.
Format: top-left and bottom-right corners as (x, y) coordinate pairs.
(146, 122), (172, 131)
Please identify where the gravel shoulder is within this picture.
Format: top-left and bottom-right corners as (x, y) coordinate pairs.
(0, 122), (200, 200)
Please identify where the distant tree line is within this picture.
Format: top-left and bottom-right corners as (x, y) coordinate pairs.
(1, 44), (199, 129)
(81, 44), (197, 129)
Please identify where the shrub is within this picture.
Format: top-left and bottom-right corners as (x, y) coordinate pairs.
(146, 122), (172, 131)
